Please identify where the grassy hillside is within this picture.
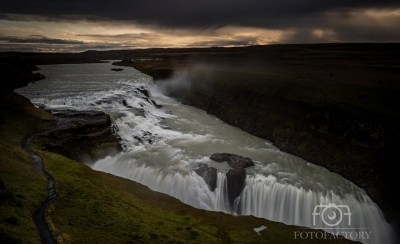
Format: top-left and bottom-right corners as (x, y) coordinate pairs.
(0, 88), (54, 243)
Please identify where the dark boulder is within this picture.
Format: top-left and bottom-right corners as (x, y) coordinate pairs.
(210, 153), (254, 169)
(226, 169), (246, 208)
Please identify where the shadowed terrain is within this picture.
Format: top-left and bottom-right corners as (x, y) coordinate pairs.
(115, 44), (400, 224)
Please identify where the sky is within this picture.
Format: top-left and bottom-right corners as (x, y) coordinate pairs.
(0, 0), (399, 52)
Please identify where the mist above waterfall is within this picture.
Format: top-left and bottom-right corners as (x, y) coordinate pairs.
(152, 70), (191, 101)
(151, 63), (216, 102)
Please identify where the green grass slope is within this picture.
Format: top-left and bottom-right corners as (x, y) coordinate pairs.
(0, 87), (54, 243)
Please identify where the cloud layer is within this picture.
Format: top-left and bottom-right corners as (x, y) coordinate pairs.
(0, 35), (86, 44)
(0, 0), (399, 51)
(1, 0), (399, 28)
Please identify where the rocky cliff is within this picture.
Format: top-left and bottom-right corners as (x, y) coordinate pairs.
(0, 61), (45, 90)
(43, 110), (121, 164)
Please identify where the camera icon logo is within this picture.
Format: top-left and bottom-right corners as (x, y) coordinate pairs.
(312, 203), (352, 227)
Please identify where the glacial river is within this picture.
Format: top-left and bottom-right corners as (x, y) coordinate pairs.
(15, 62), (396, 244)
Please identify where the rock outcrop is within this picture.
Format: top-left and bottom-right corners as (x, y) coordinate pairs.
(210, 153), (254, 208)
(43, 110), (121, 164)
(0, 62), (45, 90)
(225, 169), (246, 208)
(210, 153), (254, 169)
(194, 164), (217, 191)
(194, 153), (255, 208)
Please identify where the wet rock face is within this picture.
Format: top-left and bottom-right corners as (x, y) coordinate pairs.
(226, 169), (246, 206)
(133, 86), (163, 108)
(208, 153), (255, 209)
(194, 164), (218, 191)
(210, 153), (254, 169)
(44, 110), (122, 164)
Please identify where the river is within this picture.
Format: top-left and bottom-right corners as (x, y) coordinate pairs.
(15, 61), (396, 244)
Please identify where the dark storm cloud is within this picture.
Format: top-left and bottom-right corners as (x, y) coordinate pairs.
(0, 35), (87, 44)
(76, 33), (158, 39)
(0, 0), (399, 28)
(280, 9), (400, 43)
(184, 37), (261, 47)
(0, 42), (129, 52)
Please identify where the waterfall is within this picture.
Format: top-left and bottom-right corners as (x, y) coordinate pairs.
(93, 155), (396, 244)
(15, 62), (397, 244)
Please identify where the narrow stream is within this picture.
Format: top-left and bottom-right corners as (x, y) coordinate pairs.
(21, 133), (57, 244)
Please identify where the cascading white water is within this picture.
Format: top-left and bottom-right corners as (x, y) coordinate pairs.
(15, 62), (397, 244)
